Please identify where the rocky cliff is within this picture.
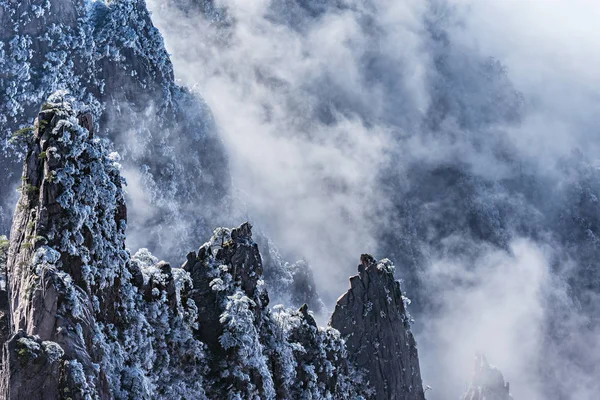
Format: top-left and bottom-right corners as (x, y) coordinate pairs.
(0, 0), (229, 263)
(1, 92), (130, 398)
(331, 254), (425, 400)
(0, 94), (426, 399)
(0, 0), (326, 318)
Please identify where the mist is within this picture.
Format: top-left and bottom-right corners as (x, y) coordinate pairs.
(145, 0), (600, 399)
(147, 0), (430, 302)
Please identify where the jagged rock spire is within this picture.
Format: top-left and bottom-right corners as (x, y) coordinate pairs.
(2, 91), (127, 398)
(0, 95), (430, 399)
(182, 222), (268, 351)
(182, 222), (372, 399)
(0, 0), (230, 263)
(0, 93), (209, 399)
(7, 92), (128, 333)
(330, 254), (426, 400)
(461, 354), (513, 400)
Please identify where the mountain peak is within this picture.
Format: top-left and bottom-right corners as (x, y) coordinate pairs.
(3, 91), (127, 398)
(330, 255), (425, 400)
(0, 94), (428, 398)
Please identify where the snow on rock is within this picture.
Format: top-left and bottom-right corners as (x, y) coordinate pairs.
(0, 331), (65, 397)
(0, 0), (229, 263)
(183, 222), (371, 399)
(1, 94), (208, 399)
(0, 95), (424, 399)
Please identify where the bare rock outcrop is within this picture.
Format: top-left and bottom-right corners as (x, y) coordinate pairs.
(182, 222), (370, 399)
(330, 254), (426, 400)
(182, 222), (268, 351)
(1, 332), (64, 399)
(0, 93), (211, 399)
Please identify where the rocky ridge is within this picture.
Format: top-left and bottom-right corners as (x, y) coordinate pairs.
(0, 0), (324, 317)
(0, 94), (425, 399)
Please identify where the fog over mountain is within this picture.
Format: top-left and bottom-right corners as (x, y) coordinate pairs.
(0, 0), (599, 399)
(146, 1), (600, 398)
(142, 0), (600, 399)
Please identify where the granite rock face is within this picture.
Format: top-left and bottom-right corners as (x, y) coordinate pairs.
(330, 254), (426, 400)
(182, 222), (268, 351)
(0, 236), (8, 353)
(0, 94), (428, 399)
(461, 354), (513, 400)
(0, 0), (229, 263)
(2, 92), (128, 399)
(181, 222), (370, 399)
(0, 94), (208, 398)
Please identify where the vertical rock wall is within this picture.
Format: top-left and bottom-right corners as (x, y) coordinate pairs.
(331, 254), (426, 400)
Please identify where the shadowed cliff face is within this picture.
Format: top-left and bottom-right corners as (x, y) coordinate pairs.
(0, 94), (424, 399)
(331, 254), (425, 400)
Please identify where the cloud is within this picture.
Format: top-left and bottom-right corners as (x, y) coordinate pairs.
(418, 239), (550, 399)
(448, 0), (600, 167)
(147, 0), (425, 302)
(145, 0), (600, 398)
